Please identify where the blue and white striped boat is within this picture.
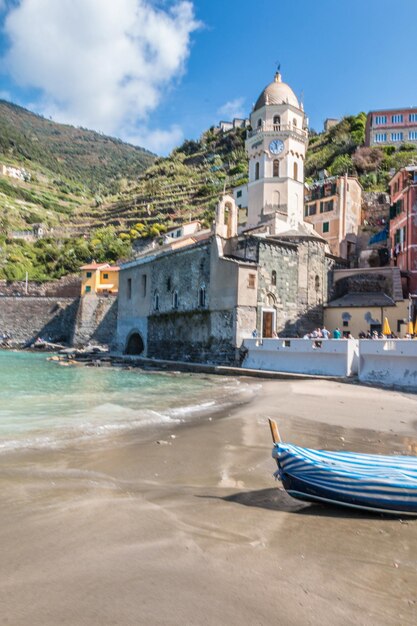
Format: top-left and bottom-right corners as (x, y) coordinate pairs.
(268, 420), (417, 515)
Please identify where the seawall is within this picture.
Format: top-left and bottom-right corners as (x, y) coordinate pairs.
(0, 294), (117, 347)
(0, 297), (79, 346)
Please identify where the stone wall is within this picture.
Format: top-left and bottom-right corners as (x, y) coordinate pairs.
(150, 243), (211, 313)
(256, 237), (335, 336)
(0, 297), (78, 346)
(147, 309), (237, 364)
(0, 275), (81, 297)
(0, 293), (117, 348)
(334, 273), (393, 299)
(256, 239), (299, 333)
(146, 243), (239, 363)
(72, 295), (118, 347)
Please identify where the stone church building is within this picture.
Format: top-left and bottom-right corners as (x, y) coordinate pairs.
(116, 71), (341, 363)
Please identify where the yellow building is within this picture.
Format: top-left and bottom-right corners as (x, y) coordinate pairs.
(324, 295), (409, 338)
(80, 263), (120, 295)
(324, 267), (408, 337)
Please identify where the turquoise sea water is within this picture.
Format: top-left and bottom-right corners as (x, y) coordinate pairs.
(0, 351), (247, 452)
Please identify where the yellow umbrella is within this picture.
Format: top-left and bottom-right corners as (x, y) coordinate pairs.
(408, 321), (414, 335)
(382, 317), (391, 336)
(414, 319), (417, 335)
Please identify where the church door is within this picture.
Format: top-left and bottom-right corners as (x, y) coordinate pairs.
(262, 311), (274, 338)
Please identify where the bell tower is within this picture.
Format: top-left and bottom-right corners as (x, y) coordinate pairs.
(245, 71), (308, 233)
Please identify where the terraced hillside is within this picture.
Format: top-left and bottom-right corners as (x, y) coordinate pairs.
(0, 165), (94, 234)
(70, 126), (248, 235)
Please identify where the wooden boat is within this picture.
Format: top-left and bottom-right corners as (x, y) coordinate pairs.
(268, 419), (417, 515)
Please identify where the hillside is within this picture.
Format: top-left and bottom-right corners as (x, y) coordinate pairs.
(71, 126), (248, 236)
(306, 113), (417, 190)
(2, 106), (417, 281)
(0, 100), (155, 195)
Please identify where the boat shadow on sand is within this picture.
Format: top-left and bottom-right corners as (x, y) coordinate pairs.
(211, 488), (416, 520)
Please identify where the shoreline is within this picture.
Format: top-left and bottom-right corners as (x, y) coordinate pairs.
(1, 376), (417, 624)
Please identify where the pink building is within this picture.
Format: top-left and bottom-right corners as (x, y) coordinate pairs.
(366, 108), (417, 147)
(389, 166), (417, 294)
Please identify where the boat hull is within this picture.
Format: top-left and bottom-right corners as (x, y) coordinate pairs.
(273, 443), (417, 516)
(281, 473), (417, 516)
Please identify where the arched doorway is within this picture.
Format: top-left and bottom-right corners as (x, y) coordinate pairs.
(125, 332), (144, 355)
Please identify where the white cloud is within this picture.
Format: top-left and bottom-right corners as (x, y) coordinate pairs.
(127, 124), (184, 154)
(2, 0), (200, 151)
(217, 97), (246, 120)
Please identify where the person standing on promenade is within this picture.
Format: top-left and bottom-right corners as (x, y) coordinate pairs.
(321, 326), (330, 339)
(333, 327), (342, 339)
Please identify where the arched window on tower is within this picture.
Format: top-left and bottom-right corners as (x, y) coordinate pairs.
(224, 202), (234, 238)
(199, 285), (206, 308)
(293, 162), (298, 181)
(271, 270), (277, 286)
(255, 162), (260, 180)
(293, 118), (297, 127)
(153, 290), (159, 311)
(273, 160), (280, 177)
(172, 290), (179, 310)
(224, 203), (230, 225)
(273, 115), (281, 130)
(257, 118), (262, 128)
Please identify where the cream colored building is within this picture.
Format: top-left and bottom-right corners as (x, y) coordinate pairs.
(244, 71), (309, 234)
(304, 175), (362, 259)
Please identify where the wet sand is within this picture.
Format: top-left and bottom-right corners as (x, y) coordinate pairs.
(1, 378), (417, 625)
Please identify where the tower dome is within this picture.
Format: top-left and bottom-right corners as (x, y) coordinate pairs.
(253, 71), (299, 111)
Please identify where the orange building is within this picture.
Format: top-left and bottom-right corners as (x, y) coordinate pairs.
(304, 174), (362, 260)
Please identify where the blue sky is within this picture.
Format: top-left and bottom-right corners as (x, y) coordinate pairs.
(1, 0), (417, 154)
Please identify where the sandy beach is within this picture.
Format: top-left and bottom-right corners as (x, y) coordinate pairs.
(1, 377), (417, 625)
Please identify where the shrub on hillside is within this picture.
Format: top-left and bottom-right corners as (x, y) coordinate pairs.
(352, 147), (384, 172)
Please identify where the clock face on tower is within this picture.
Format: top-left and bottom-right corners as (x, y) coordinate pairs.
(269, 139), (284, 155)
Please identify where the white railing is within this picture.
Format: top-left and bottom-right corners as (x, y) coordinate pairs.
(247, 123), (308, 139)
(242, 338), (358, 377)
(242, 338), (417, 388)
(358, 339), (417, 388)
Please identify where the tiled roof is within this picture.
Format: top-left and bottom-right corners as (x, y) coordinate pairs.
(80, 263), (109, 270)
(326, 292), (396, 308)
(80, 263), (119, 271)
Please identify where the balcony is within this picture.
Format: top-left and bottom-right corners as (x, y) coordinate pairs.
(247, 122), (308, 140)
